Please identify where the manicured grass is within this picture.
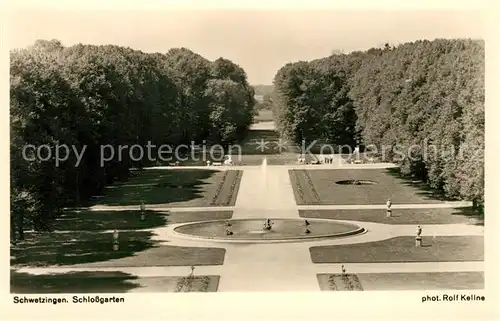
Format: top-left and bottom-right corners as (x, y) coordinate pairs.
(11, 230), (158, 267)
(289, 170), (321, 204)
(54, 209), (234, 230)
(310, 236), (484, 263)
(12, 208), (232, 267)
(69, 245), (226, 268)
(11, 270), (220, 293)
(11, 270), (141, 293)
(94, 169), (241, 207)
(11, 230), (226, 267)
(291, 169), (444, 205)
(53, 210), (169, 231)
(317, 272), (484, 291)
(300, 207), (484, 225)
(163, 210), (233, 224)
(210, 170), (242, 206)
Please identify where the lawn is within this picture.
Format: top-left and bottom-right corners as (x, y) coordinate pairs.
(317, 272), (484, 291)
(53, 209), (234, 230)
(300, 207), (484, 225)
(11, 231), (226, 267)
(53, 210), (169, 231)
(310, 236), (484, 263)
(69, 245), (225, 268)
(290, 169), (445, 205)
(94, 169), (242, 207)
(253, 109), (275, 123)
(11, 270), (219, 293)
(11, 230), (158, 267)
(161, 210), (233, 224)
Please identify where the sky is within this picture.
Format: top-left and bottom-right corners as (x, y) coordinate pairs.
(7, 9), (485, 85)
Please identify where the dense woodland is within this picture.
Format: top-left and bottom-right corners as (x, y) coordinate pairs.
(253, 84), (275, 111)
(273, 39), (484, 208)
(10, 40), (255, 241)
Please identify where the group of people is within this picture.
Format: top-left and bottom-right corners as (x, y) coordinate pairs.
(297, 154), (306, 164)
(323, 156), (335, 164)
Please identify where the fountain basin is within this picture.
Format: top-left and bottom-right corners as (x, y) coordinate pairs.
(172, 218), (365, 243)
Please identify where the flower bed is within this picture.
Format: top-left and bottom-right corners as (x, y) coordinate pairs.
(210, 171), (229, 205)
(224, 170), (242, 205)
(327, 274), (364, 291)
(289, 170), (320, 204)
(210, 170), (242, 206)
(175, 275), (212, 292)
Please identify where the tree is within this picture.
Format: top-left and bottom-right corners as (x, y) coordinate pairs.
(10, 40), (258, 239)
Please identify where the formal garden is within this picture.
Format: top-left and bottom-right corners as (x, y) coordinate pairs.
(10, 38), (484, 293)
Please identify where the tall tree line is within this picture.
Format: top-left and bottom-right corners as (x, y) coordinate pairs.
(10, 40), (255, 241)
(273, 39), (484, 208)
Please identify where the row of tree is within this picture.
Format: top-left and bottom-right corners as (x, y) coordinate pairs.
(272, 39), (484, 207)
(10, 40), (255, 240)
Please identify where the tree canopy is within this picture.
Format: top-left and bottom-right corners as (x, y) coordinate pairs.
(272, 39), (484, 208)
(10, 41), (255, 241)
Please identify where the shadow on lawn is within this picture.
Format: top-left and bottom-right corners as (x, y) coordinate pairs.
(451, 207), (484, 226)
(53, 210), (168, 231)
(11, 270), (141, 293)
(386, 169), (484, 225)
(10, 230), (159, 267)
(385, 168), (454, 202)
(94, 169), (218, 206)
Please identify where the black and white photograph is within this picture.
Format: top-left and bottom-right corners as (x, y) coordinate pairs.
(3, 1), (496, 320)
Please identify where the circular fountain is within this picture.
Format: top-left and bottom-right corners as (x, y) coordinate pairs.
(170, 157), (366, 244)
(172, 218), (365, 243)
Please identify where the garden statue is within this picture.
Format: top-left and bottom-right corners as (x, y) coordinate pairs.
(415, 225), (423, 247)
(386, 199), (392, 217)
(113, 230), (119, 251)
(264, 218), (272, 230)
(353, 145), (360, 157)
(223, 155), (234, 166)
(140, 201), (146, 221)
